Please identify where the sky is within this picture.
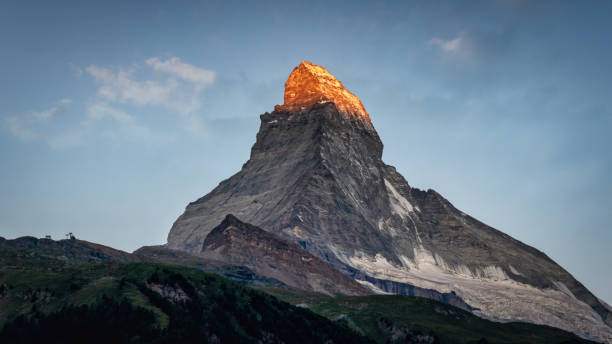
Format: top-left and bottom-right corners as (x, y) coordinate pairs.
(0, 1), (610, 303)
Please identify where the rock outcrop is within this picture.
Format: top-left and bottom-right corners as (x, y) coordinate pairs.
(168, 61), (612, 342)
(201, 214), (369, 296)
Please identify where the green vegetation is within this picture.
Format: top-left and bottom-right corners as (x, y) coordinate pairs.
(0, 250), (369, 343)
(264, 288), (596, 344)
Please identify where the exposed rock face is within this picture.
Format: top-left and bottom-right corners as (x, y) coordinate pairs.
(167, 62), (612, 342)
(147, 282), (191, 303)
(201, 214), (368, 296)
(133, 245), (287, 289)
(274, 61), (370, 122)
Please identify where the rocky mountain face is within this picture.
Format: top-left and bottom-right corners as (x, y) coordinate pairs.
(167, 61), (612, 342)
(201, 214), (368, 296)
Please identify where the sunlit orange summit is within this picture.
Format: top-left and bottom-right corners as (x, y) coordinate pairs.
(274, 61), (371, 122)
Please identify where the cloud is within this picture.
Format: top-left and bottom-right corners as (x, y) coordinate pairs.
(6, 98), (72, 141)
(30, 98), (72, 120)
(86, 57), (213, 116)
(7, 56), (214, 149)
(429, 33), (469, 55)
(31, 107), (57, 120)
(82, 102), (174, 145)
(86, 102), (134, 123)
(7, 116), (38, 140)
(82, 57), (215, 142)
(146, 57), (215, 89)
(86, 65), (176, 107)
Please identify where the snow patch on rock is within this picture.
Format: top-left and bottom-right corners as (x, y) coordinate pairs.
(508, 265), (523, 276)
(355, 279), (393, 295)
(553, 281), (577, 300)
(384, 179), (414, 215)
(384, 179), (423, 243)
(333, 247), (611, 343)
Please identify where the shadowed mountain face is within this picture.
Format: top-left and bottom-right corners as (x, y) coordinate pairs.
(167, 61), (612, 342)
(201, 214), (368, 296)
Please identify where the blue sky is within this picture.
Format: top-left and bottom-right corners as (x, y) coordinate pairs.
(1, 1), (610, 303)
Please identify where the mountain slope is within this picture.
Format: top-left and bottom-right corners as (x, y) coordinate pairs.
(0, 252), (370, 343)
(265, 288), (596, 344)
(0, 246), (596, 344)
(0, 236), (286, 289)
(167, 61), (611, 342)
(0, 236), (138, 263)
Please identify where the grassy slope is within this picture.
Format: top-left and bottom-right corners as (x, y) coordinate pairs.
(0, 250), (369, 343)
(264, 288), (596, 344)
(0, 237), (288, 289)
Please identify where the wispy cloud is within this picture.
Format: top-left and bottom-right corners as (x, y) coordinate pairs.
(86, 56), (214, 115)
(428, 33), (470, 56)
(7, 98), (72, 141)
(7, 116), (38, 140)
(79, 101), (173, 146)
(146, 57), (215, 89)
(86, 102), (134, 123)
(6, 56), (214, 148)
(86, 65), (177, 108)
(30, 98), (71, 120)
(83, 57), (214, 141)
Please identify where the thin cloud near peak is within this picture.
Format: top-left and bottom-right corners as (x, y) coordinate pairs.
(146, 56), (215, 89)
(85, 56), (214, 115)
(5, 55), (215, 149)
(428, 33), (469, 55)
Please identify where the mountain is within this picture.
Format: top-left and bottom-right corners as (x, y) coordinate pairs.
(201, 214), (368, 296)
(0, 240), (596, 343)
(167, 61), (612, 342)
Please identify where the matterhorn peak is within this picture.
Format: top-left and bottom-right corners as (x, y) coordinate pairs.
(274, 61), (371, 121)
(168, 60), (612, 343)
